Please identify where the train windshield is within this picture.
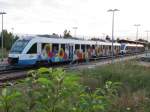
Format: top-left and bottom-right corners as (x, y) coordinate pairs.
(10, 40), (29, 53)
(121, 44), (125, 50)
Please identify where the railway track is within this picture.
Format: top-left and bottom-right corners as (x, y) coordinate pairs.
(0, 56), (108, 75)
(0, 53), (144, 86)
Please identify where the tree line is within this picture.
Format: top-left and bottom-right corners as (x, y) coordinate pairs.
(0, 30), (19, 50)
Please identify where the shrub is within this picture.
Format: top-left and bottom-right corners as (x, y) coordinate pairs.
(0, 68), (121, 112)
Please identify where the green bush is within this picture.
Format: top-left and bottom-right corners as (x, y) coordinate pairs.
(0, 68), (121, 112)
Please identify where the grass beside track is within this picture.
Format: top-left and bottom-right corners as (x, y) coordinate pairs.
(71, 60), (150, 111)
(76, 60), (150, 91)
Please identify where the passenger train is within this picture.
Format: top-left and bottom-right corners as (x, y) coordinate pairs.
(8, 36), (145, 66)
(120, 43), (144, 54)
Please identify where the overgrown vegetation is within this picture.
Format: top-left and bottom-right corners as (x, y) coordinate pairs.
(0, 68), (120, 112)
(0, 61), (150, 112)
(78, 61), (150, 112)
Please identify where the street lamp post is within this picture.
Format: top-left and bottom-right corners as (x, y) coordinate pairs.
(0, 11), (6, 62)
(102, 33), (105, 39)
(134, 24), (140, 56)
(72, 27), (78, 37)
(107, 9), (119, 63)
(145, 30), (150, 56)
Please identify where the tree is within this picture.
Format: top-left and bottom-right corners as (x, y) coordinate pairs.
(148, 43), (150, 49)
(137, 38), (148, 43)
(116, 38), (120, 42)
(0, 30), (19, 50)
(52, 33), (59, 37)
(105, 35), (111, 41)
(63, 29), (72, 38)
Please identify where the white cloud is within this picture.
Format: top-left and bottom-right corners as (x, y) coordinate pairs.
(0, 0), (150, 40)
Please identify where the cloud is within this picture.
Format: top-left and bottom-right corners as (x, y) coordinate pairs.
(1, 0), (150, 40)
(0, 0), (35, 10)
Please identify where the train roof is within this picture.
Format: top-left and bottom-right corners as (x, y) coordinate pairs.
(21, 36), (121, 46)
(124, 43), (144, 47)
(19, 36), (35, 41)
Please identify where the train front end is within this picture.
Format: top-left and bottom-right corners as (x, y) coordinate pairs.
(8, 38), (30, 66)
(120, 44), (126, 54)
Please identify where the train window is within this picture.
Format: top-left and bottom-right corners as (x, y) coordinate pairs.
(103, 45), (106, 49)
(126, 46), (129, 50)
(87, 45), (90, 49)
(27, 43), (37, 54)
(52, 44), (59, 53)
(75, 44), (80, 50)
(103, 45), (105, 49)
(117, 46), (119, 49)
(100, 45), (102, 49)
(81, 45), (85, 52)
(121, 44), (125, 50)
(92, 45), (95, 49)
(42, 43), (47, 50)
(10, 40), (29, 53)
(61, 44), (65, 51)
(109, 46), (111, 50)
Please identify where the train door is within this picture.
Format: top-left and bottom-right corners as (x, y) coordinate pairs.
(86, 45), (90, 59)
(102, 45), (104, 56)
(37, 42), (42, 61)
(69, 44), (74, 60)
(22, 43), (38, 65)
(65, 44), (74, 61)
(101, 45), (103, 56)
(103, 45), (105, 56)
(105, 45), (108, 56)
(109, 46), (111, 56)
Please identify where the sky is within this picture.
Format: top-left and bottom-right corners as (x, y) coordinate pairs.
(0, 0), (150, 40)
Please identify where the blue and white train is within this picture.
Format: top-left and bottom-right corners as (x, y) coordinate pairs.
(120, 43), (144, 54)
(8, 36), (144, 66)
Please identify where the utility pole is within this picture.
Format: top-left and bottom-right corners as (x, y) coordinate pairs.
(72, 27), (78, 37)
(107, 9), (120, 63)
(0, 11), (6, 62)
(134, 24), (140, 56)
(102, 33), (105, 39)
(145, 30), (150, 56)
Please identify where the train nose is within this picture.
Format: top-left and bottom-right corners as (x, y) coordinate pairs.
(8, 57), (19, 65)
